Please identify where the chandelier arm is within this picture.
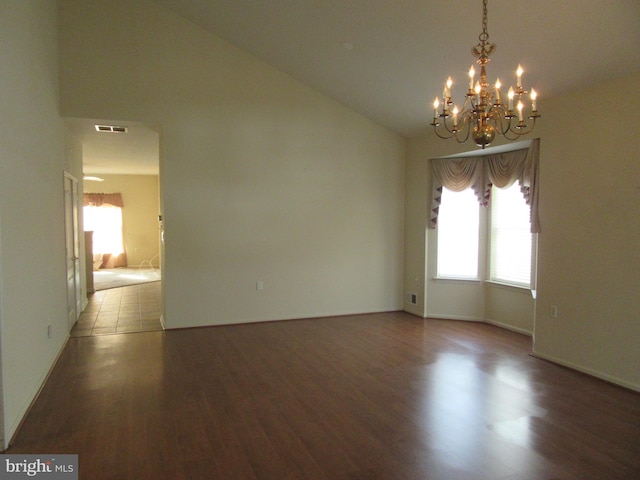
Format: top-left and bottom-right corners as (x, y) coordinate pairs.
(453, 118), (472, 143)
(489, 107), (514, 136)
(439, 115), (456, 135)
(432, 126), (456, 140)
(508, 115), (539, 137)
(502, 123), (534, 140)
(493, 113), (526, 141)
(454, 127), (472, 144)
(501, 129), (525, 141)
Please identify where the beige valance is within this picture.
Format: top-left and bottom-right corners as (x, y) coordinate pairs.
(430, 138), (540, 233)
(83, 193), (124, 208)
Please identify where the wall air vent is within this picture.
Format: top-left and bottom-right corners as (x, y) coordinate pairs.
(95, 124), (128, 133)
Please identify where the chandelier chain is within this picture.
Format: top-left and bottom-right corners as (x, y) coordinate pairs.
(472, 0), (495, 64)
(479, 0), (489, 43)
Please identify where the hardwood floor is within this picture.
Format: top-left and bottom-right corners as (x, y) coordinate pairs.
(8, 313), (640, 479)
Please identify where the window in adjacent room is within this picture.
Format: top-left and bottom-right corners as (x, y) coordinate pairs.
(83, 204), (124, 256)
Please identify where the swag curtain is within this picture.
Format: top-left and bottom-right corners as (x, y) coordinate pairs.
(430, 138), (540, 233)
(83, 192), (124, 208)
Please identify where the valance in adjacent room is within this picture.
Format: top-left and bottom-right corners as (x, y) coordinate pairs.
(83, 192), (124, 208)
(430, 138), (540, 233)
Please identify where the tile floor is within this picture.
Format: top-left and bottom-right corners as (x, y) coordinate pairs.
(70, 281), (162, 337)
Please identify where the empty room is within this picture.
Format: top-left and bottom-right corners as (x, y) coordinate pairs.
(1, 1), (639, 479)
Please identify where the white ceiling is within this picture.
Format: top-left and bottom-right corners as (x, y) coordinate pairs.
(65, 118), (160, 176)
(73, 0), (640, 174)
(158, 0), (640, 137)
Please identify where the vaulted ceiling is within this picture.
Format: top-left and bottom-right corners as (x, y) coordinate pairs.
(75, 0), (640, 174)
(157, 0), (640, 137)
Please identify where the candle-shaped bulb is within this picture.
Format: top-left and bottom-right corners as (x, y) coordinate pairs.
(517, 101), (524, 121)
(507, 87), (515, 110)
(495, 78), (502, 102)
(468, 66), (475, 89)
(530, 88), (537, 111)
(452, 106), (459, 127)
(516, 65), (523, 89)
(444, 76), (453, 100)
(433, 97), (440, 117)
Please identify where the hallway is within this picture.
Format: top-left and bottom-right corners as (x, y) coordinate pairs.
(71, 281), (162, 336)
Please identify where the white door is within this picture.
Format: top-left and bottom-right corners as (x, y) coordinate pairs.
(64, 173), (82, 332)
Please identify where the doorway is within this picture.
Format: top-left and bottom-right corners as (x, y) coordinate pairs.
(65, 118), (162, 336)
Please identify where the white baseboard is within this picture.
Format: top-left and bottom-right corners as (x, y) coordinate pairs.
(423, 314), (533, 336)
(532, 350), (640, 393)
(425, 313), (485, 323)
(485, 318), (532, 336)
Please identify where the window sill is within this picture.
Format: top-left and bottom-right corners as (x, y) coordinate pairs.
(434, 278), (533, 295)
(485, 280), (532, 293)
(433, 276), (482, 284)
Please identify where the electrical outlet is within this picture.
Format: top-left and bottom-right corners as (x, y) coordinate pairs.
(549, 305), (558, 318)
(256, 281), (264, 291)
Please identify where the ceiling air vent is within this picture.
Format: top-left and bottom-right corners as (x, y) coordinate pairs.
(95, 124), (128, 133)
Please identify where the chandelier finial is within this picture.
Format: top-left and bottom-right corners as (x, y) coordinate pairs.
(471, 0), (495, 66)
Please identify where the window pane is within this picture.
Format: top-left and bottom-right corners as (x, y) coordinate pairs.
(437, 188), (480, 279)
(490, 183), (532, 286)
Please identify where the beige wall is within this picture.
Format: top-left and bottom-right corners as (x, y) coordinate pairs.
(405, 73), (640, 390)
(84, 175), (160, 267)
(0, 0), (77, 447)
(532, 74), (640, 390)
(58, 0), (406, 328)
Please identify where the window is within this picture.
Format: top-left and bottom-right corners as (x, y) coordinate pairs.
(83, 204), (124, 255)
(489, 183), (533, 287)
(436, 187), (480, 279)
(436, 183), (534, 288)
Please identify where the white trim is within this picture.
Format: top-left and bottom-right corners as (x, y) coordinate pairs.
(432, 276), (482, 284)
(434, 140), (532, 160)
(426, 314), (533, 336)
(485, 318), (532, 336)
(425, 313), (485, 323)
(485, 280), (531, 293)
(532, 350), (640, 393)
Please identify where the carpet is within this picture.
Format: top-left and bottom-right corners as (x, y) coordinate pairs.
(93, 267), (161, 291)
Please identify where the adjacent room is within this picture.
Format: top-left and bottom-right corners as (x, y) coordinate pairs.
(1, 0), (638, 478)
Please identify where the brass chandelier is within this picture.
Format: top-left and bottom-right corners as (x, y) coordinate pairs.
(430, 0), (539, 148)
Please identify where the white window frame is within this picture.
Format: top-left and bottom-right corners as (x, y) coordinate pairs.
(436, 184), (536, 290)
